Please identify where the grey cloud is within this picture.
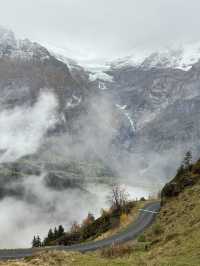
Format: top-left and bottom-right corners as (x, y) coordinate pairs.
(0, 0), (200, 61)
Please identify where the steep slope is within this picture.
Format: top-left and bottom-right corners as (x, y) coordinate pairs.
(0, 26), (132, 151)
(47, 42), (200, 160)
(0, 26), (89, 117)
(87, 48), (200, 157)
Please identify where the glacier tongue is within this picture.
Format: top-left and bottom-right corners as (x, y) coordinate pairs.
(89, 71), (113, 82)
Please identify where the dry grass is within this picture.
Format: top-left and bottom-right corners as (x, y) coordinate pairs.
(0, 250), (149, 266)
(100, 243), (133, 258)
(0, 251), (76, 266)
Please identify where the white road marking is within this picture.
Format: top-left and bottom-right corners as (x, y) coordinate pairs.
(139, 209), (159, 214)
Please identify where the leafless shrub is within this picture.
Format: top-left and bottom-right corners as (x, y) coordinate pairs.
(108, 184), (129, 213)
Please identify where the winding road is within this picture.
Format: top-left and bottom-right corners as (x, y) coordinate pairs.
(0, 201), (160, 261)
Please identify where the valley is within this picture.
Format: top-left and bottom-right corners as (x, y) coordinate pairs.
(0, 25), (200, 251)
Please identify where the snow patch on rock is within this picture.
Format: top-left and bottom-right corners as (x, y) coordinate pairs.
(116, 104), (136, 133)
(66, 95), (82, 109)
(89, 71), (113, 82)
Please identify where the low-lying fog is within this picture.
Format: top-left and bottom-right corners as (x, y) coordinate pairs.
(0, 90), (183, 248)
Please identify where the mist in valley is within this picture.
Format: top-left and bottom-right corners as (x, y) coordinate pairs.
(0, 85), (187, 248)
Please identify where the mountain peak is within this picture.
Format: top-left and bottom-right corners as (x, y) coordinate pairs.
(0, 26), (15, 40)
(0, 26), (17, 54)
(109, 44), (200, 71)
(0, 25), (50, 60)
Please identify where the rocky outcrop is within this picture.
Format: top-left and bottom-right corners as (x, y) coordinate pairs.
(161, 160), (200, 204)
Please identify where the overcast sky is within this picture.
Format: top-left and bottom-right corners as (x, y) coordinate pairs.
(0, 0), (200, 64)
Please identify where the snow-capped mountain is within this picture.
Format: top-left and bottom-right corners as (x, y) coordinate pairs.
(2, 25), (200, 157)
(105, 51), (200, 154)
(110, 44), (200, 71)
(79, 44), (200, 85)
(43, 39), (200, 156)
(0, 27), (132, 158)
(0, 26), (90, 113)
(0, 26), (50, 60)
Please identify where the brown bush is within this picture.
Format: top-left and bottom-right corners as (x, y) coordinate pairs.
(100, 243), (133, 258)
(82, 213), (95, 228)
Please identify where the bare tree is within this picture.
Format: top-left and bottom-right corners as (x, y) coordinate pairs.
(108, 185), (129, 212)
(70, 221), (80, 233)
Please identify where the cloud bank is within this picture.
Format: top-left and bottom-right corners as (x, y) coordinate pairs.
(0, 0), (200, 63)
(0, 91), (58, 162)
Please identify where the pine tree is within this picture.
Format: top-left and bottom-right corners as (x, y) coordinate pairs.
(183, 151), (192, 170)
(47, 228), (54, 241)
(32, 235), (41, 247)
(176, 164), (185, 177)
(32, 235), (37, 247)
(54, 227), (58, 239)
(36, 235), (42, 247)
(58, 225), (64, 237)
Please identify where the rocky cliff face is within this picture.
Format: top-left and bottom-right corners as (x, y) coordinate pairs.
(90, 48), (200, 155)
(0, 26), (90, 120)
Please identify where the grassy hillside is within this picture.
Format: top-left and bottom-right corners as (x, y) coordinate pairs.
(2, 156), (200, 265)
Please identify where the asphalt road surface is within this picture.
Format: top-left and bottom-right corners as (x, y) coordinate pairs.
(0, 201), (160, 261)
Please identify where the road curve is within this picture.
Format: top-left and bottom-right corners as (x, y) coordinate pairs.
(0, 201), (160, 261)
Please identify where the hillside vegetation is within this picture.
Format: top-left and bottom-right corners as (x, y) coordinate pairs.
(33, 186), (145, 247)
(2, 154), (200, 265)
